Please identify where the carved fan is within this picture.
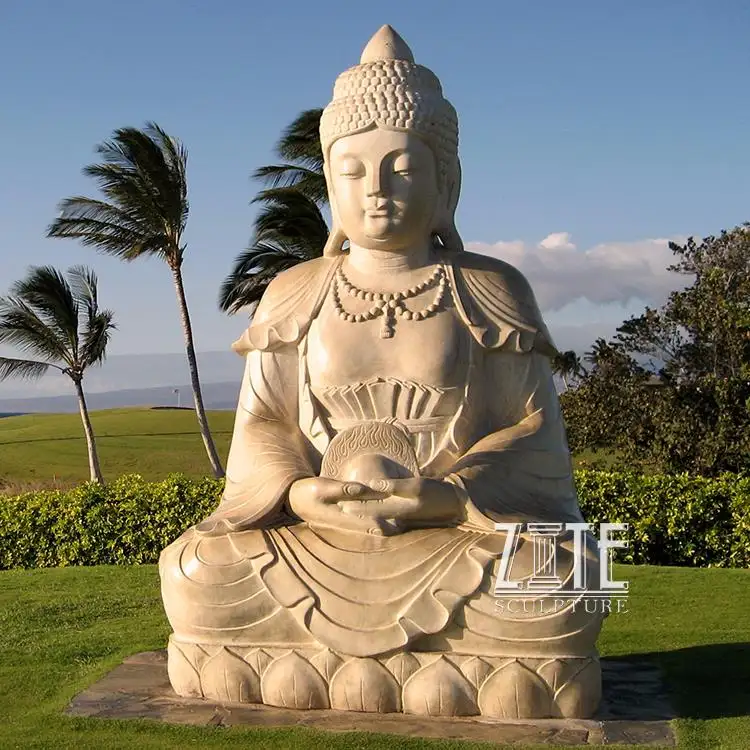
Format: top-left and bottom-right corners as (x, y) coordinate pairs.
(320, 421), (420, 482)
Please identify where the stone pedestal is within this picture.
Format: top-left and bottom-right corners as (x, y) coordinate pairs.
(168, 638), (602, 719)
(67, 650), (677, 746)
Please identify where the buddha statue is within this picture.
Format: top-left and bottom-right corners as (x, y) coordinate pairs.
(160, 25), (605, 720)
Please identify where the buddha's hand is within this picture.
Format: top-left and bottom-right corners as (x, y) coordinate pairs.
(338, 478), (464, 527)
(288, 477), (392, 534)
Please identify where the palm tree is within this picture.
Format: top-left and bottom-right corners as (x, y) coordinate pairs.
(585, 338), (618, 372)
(252, 108), (327, 204)
(219, 189), (329, 314)
(552, 349), (584, 391)
(0, 266), (115, 483)
(47, 122), (224, 478)
(219, 109), (328, 315)
(584, 337), (642, 379)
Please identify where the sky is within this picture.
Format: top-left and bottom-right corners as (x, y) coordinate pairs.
(1, 0), (750, 396)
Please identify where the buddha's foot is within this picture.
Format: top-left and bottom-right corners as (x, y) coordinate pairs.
(167, 636), (602, 719)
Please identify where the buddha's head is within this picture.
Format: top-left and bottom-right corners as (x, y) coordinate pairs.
(320, 25), (462, 256)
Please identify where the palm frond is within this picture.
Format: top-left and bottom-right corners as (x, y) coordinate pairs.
(66, 265), (116, 367)
(142, 121), (189, 242)
(220, 109), (329, 317)
(0, 264), (114, 378)
(67, 265), (99, 319)
(274, 108), (324, 172)
(84, 161), (162, 215)
(252, 165), (329, 205)
(48, 123), (188, 265)
(0, 357), (57, 381)
(10, 266), (80, 352)
(252, 188), (329, 255)
(218, 249), (307, 314)
(0, 296), (74, 365)
(92, 126), (187, 228)
(251, 109), (326, 205)
(80, 308), (116, 367)
(48, 197), (168, 260)
(227, 241), (310, 275)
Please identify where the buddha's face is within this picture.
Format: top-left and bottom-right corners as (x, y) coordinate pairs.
(328, 128), (440, 252)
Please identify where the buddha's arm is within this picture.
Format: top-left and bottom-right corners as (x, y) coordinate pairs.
(445, 349), (583, 525)
(198, 347), (394, 535)
(196, 348), (316, 533)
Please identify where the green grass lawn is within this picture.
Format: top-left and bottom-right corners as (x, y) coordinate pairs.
(0, 408), (235, 489)
(0, 564), (747, 749)
(0, 408), (620, 493)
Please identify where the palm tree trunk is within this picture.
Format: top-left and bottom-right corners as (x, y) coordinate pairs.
(171, 266), (225, 478)
(73, 378), (104, 483)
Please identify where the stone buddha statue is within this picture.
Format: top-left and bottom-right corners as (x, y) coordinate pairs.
(160, 25), (605, 720)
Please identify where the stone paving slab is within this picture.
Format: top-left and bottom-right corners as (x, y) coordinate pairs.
(66, 651), (676, 746)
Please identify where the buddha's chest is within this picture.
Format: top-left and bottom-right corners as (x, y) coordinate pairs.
(307, 288), (469, 388)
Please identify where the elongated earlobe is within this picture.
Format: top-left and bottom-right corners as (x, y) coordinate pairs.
(323, 226), (348, 257)
(322, 162), (348, 257)
(431, 161), (463, 253)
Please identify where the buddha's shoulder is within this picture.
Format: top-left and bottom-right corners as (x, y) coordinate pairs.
(448, 251), (556, 354)
(452, 251), (534, 298)
(233, 257), (337, 354)
(254, 257), (335, 326)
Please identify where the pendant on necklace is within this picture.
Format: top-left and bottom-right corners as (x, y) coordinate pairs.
(380, 312), (395, 338)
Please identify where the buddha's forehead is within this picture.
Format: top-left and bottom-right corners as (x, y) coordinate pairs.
(328, 127), (434, 163)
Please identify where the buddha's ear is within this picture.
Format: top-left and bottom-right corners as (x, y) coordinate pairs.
(323, 161), (348, 257)
(323, 226), (348, 257)
(433, 160), (463, 253)
(435, 222), (463, 254)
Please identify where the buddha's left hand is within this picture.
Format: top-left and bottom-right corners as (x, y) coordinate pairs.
(338, 478), (464, 525)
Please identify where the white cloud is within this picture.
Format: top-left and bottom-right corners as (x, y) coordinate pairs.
(539, 232), (576, 251)
(468, 232), (688, 312)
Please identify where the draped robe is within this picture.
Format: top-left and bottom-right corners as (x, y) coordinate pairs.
(160, 251), (596, 658)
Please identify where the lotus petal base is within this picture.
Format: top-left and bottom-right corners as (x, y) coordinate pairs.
(168, 638), (602, 719)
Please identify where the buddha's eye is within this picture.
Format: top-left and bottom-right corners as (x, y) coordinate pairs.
(339, 158), (365, 178)
(392, 154), (415, 176)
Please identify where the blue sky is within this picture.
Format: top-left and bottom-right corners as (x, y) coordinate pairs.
(1, 1), (750, 379)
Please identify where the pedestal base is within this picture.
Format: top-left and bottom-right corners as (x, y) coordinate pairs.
(167, 637), (602, 719)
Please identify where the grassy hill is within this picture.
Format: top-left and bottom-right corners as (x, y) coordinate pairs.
(0, 408), (235, 491)
(0, 407), (620, 493)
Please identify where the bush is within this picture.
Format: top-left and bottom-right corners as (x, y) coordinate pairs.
(0, 471), (747, 570)
(0, 474), (222, 569)
(576, 469), (750, 568)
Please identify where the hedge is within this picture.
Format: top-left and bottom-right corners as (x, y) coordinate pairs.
(0, 474), (223, 569)
(0, 470), (748, 570)
(576, 469), (750, 568)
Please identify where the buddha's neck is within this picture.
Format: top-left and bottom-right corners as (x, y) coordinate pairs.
(346, 242), (435, 276)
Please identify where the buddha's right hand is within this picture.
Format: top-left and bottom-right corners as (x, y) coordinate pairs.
(289, 477), (391, 534)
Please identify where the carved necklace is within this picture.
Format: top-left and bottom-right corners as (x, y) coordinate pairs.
(332, 262), (448, 338)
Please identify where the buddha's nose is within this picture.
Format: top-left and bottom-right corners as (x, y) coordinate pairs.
(365, 167), (384, 197)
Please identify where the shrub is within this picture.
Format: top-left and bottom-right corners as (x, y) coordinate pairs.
(0, 474), (222, 569)
(576, 469), (750, 567)
(0, 471), (748, 570)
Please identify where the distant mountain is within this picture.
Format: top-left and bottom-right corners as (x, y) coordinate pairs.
(0, 350), (245, 400)
(0, 381), (240, 414)
(0, 327), (597, 413)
